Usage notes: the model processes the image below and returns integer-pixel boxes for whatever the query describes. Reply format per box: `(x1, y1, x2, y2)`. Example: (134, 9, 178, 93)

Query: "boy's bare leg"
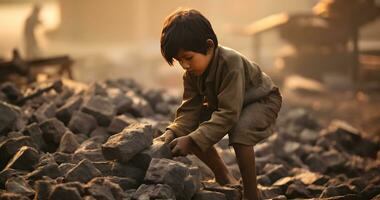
(191, 145, 239, 186)
(233, 143, 259, 200)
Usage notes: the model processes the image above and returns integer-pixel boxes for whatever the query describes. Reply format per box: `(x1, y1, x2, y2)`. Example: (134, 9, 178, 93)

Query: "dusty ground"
(279, 75, 380, 139)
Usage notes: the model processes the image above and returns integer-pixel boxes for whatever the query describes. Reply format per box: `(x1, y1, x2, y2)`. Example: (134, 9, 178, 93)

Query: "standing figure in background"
(24, 4, 42, 59)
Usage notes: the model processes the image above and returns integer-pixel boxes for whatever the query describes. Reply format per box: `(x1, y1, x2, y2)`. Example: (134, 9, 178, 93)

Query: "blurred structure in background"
(244, 0, 380, 89)
(0, 0, 322, 93)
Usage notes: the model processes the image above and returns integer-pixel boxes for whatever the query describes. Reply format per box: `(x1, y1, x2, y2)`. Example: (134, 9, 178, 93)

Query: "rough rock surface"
(0, 79, 378, 200)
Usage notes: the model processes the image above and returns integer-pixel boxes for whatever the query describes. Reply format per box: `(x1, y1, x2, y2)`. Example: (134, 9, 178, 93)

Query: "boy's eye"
(185, 56, 193, 61)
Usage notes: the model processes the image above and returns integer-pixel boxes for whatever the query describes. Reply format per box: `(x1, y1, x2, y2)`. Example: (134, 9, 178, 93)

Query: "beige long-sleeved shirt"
(167, 45, 276, 151)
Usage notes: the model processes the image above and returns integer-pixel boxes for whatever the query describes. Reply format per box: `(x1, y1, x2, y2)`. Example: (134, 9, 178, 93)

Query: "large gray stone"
(65, 159, 101, 183)
(102, 123, 153, 163)
(129, 140, 172, 170)
(144, 158, 190, 199)
(81, 95, 115, 126)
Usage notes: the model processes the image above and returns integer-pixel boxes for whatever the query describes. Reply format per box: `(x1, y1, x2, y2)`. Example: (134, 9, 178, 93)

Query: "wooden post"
(351, 26, 359, 83)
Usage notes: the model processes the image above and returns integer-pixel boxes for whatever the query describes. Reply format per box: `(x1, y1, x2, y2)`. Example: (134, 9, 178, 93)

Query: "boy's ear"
(206, 39, 214, 52)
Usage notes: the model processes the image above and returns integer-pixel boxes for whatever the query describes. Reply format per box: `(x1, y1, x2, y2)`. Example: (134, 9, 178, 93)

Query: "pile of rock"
(215, 108, 380, 199)
(0, 79, 216, 200)
(0, 78, 380, 200)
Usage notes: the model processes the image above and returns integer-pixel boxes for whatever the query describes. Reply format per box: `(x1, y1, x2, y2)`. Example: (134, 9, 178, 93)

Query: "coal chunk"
(133, 184, 175, 200)
(0, 101, 21, 134)
(49, 183, 82, 200)
(0, 82, 22, 102)
(65, 159, 101, 183)
(107, 115, 137, 135)
(129, 140, 172, 170)
(32, 102, 57, 123)
(193, 190, 227, 200)
(25, 163, 62, 181)
(81, 95, 115, 126)
(56, 96, 83, 124)
(5, 176, 35, 197)
(320, 184, 356, 198)
(0, 136, 37, 169)
(144, 158, 190, 199)
(0, 192, 30, 200)
(33, 179, 56, 200)
(39, 118, 67, 145)
(85, 177, 126, 200)
(21, 123, 47, 151)
(4, 146, 40, 171)
(102, 123, 153, 163)
(68, 111, 98, 134)
(57, 131, 80, 154)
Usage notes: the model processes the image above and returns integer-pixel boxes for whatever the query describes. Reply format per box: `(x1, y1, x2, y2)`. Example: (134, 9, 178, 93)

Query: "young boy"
(159, 8, 282, 200)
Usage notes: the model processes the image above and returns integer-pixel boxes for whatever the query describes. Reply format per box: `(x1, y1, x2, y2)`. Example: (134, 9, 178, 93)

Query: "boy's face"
(174, 48, 213, 76)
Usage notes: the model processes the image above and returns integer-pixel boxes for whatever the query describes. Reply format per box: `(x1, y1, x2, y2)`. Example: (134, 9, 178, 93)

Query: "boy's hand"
(164, 130, 176, 144)
(169, 136, 194, 157)
(155, 130, 176, 144)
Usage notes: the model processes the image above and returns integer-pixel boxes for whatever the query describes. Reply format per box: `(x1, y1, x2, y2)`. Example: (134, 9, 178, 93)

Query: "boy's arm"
(189, 68, 245, 152)
(167, 72, 203, 137)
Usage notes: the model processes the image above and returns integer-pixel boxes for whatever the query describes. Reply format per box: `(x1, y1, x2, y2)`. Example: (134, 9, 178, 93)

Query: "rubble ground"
(0, 78, 379, 200)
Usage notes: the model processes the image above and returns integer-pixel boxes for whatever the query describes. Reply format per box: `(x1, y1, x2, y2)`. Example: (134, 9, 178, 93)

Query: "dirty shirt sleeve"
(189, 68, 245, 151)
(166, 72, 203, 137)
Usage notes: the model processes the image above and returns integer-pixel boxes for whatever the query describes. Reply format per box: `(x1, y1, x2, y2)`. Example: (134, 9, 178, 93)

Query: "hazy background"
(1, 0, 380, 95)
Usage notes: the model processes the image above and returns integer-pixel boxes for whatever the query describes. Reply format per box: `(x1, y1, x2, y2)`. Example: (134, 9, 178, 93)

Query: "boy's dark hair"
(160, 8, 218, 65)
